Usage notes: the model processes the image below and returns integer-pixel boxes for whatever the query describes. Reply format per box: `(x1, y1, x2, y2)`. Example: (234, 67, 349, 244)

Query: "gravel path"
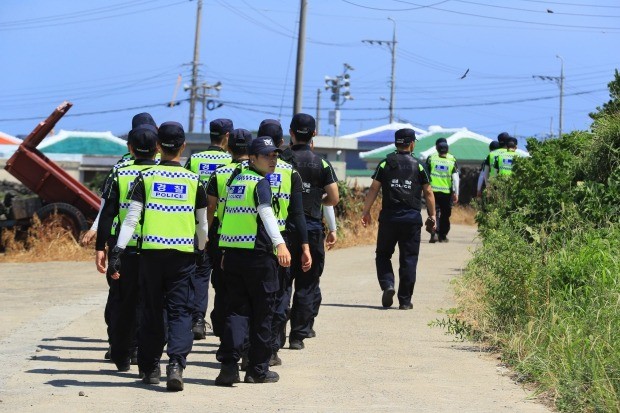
(0, 224, 549, 412)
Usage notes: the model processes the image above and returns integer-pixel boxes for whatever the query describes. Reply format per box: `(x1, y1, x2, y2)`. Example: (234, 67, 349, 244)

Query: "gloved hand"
(424, 216, 436, 234)
(196, 249, 208, 266)
(106, 246, 125, 277)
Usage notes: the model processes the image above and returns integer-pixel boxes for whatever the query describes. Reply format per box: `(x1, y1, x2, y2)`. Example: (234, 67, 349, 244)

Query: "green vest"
(114, 162, 154, 247)
(213, 160, 249, 231)
(268, 159, 293, 231)
(488, 148, 507, 177)
(187, 149, 232, 183)
(139, 166, 199, 252)
(496, 151, 519, 176)
(219, 169, 264, 250)
(428, 153, 457, 194)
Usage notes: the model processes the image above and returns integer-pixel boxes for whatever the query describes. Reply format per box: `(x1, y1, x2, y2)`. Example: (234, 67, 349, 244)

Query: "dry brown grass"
(450, 205, 477, 226)
(0, 215, 93, 263)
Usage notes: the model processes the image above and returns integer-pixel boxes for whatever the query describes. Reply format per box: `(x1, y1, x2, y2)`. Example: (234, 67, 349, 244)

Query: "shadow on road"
(322, 303, 389, 310)
(41, 336, 107, 343)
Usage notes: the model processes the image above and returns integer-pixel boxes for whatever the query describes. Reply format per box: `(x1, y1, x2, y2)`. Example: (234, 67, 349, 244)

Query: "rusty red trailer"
(3, 102, 101, 238)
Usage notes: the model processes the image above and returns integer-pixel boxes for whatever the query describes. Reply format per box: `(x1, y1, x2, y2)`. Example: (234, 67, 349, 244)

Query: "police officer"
(94, 125, 158, 371)
(205, 128, 252, 338)
(256, 119, 312, 365)
(185, 119, 234, 340)
(495, 136, 521, 175)
(479, 132, 510, 188)
(81, 112, 159, 361)
(286, 113, 339, 350)
(361, 128, 436, 309)
(477, 140, 499, 198)
(426, 138, 459, 243)
(108, 122, 208, 392)
(214, 137, 291, 385)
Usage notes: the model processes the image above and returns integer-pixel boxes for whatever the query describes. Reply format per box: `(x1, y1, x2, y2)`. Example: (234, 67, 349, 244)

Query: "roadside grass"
(441, 116, 620, 412)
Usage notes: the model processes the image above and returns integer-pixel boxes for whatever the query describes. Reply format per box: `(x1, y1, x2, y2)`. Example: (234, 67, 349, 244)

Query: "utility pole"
(195, 81, 223, 134)
(362, 17, 397, 123)
(316, 88, 321, 135)
(533, 56, 565, 139)
(188, 0, 203, 133)
(557, 55, 564, 138)
(293, 0, 307, 115)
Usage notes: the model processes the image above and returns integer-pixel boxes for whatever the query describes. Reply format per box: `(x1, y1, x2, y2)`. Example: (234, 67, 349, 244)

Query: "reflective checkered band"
(114, 160, 133, 170)
(193, 153, 231, 160)
(273, 192, 291, 200)
(277, 161, 293, 170)
(142, 170, 197, 179)
(218, 197, 226, 204)
(142, 235, 194, 246)
(220, 234, 257, 243)
(235, 174, 263, 182)
(117, 169, 141, 177)
(119, 202, 131, 210)
(131, 234, 140, 241)
(277, 219, 287, 227)
(145, 203, 194, 213)
(225, 206, 257, 214)
(217, 166, 236, 174)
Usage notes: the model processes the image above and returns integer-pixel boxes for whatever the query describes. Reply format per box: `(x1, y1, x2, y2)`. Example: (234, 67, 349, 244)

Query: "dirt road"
(0, 224, 549, 412)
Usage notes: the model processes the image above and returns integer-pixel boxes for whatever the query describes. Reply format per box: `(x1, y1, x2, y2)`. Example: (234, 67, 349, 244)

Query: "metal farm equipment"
(1, 102, 100, 240)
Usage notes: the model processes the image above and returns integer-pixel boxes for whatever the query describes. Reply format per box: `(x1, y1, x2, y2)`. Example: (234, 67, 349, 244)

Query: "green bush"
(450, 112, 620, 412)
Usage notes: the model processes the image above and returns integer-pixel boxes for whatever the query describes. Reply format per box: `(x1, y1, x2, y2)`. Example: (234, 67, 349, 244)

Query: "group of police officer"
(85, 112, 338, 391)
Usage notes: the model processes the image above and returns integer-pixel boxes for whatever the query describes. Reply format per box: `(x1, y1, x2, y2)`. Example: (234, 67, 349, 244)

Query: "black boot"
(141, 366, 161, 385)
(166, 362, 184, 391)
(244, 370, 280, 384)
(214, 363, 241, 386)
(192, 318, 207, 340)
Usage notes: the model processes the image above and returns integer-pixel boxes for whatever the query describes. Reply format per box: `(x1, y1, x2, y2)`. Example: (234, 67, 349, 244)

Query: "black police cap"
(158, 121, 185, 149)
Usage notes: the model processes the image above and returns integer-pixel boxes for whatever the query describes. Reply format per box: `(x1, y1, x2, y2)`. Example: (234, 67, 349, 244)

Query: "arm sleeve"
(89, 198, 105, 232)
(323, 205, 337, 231)
(452, 172, 460, 196)
(477, 165, 486, 192)
(257, 204, 285, 247)
(195, 207, 208, 250)
(206, 174, 218, 197)
(115, 201, 143, 249)
(129, 176, 146, 203)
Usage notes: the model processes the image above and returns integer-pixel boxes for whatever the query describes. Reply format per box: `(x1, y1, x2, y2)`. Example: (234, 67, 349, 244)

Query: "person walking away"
(256, 119, 312, 365)
(361, 128, 436, 310)
(286, 113, 339, 351)
(107, 122, 208, 392)
(476, 140, 499, 199)
(426, 139, 459, 243)
(205, 128, 252, 338)
(94, 125, 158, 371)
(81, 112, 159, 361)
(494, 136, 522, 176)
(185, 118, 234, 340)
(214, 137, 291, 385)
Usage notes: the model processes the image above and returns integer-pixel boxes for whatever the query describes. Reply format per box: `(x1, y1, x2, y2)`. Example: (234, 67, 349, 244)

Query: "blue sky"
(0, 0, 618, 139)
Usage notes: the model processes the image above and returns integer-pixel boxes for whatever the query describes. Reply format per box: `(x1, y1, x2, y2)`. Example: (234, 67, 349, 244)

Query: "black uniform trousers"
(208, 223, 227, 337)
(108, 249, 140, 366)
(434, 191, 452, 239)
(271, 233, 291, 352)
(216, 250, 278, 380)
(190, 248, 212, 323)
(137, 250, 195, 373)
(289, 229, 325, 342)
(376, 220, 422, 306)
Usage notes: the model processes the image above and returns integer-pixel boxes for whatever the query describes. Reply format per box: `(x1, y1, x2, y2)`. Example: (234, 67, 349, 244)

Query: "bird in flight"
(460, 68, 470, 79)
(547, 9, 554, 13)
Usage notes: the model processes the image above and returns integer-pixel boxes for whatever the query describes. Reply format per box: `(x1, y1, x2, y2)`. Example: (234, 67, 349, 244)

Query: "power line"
(0, 0, 188, 31)
(449, 0, 620, 18)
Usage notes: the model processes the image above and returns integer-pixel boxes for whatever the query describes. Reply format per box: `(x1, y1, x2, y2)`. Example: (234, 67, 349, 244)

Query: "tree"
(589, 69, 620, 121)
